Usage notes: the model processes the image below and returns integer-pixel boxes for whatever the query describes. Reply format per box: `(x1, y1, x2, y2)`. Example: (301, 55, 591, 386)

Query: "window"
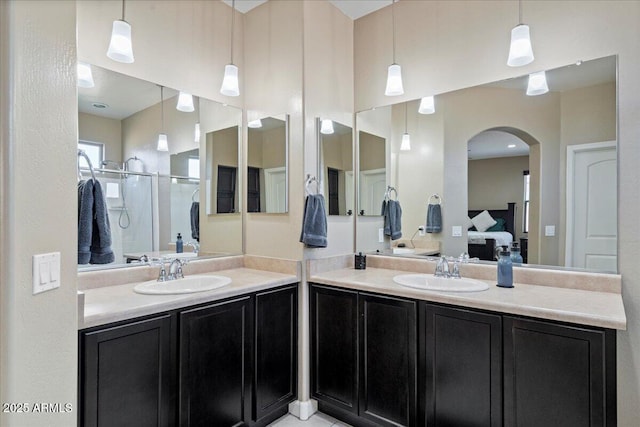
(188, 157, 200, 179)
(78, 141, 104, 169)
(523, 170, 530, 233)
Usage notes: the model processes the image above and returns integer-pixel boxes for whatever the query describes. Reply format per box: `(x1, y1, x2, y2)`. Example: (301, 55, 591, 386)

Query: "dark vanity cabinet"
(79, 314, 176, 427)
(504, 316, 616, 427)
(422, 304, 502, 427)
(311, 284, 616, 427)
(79, 285, 297, 427)
(310, 284, 418, 427)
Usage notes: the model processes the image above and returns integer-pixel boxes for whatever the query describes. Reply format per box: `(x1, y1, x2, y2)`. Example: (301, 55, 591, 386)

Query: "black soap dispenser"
(176, 233, 183, 253)
(355, 252, 367, 270)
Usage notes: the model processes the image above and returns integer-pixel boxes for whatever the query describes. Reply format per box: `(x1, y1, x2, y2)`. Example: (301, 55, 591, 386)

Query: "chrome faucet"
(154, 259, 169, 282)
(434, 256, 450, 278)
(168, 258, 188, 280)
(186, 241, 200, 256)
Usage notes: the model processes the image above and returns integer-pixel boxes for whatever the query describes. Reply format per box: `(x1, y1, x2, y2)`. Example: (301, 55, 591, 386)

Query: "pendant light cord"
(160, 86, 165, 132)
(230, 0, 235, 64)
(392, 0, 396, 63)
(404, 102, 408, 133)
(122, 0, 126, 21)
(518, 0, 522, 25)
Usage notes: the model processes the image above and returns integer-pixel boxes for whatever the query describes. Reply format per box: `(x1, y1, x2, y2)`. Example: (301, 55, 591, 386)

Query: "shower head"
(101, 160, 122, 170)
(124, 156, 143, 172)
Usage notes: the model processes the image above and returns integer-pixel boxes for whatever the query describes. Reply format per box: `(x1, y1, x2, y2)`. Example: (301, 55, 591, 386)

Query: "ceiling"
(223, 0, 391, 20)
(467, 131, 530, 161)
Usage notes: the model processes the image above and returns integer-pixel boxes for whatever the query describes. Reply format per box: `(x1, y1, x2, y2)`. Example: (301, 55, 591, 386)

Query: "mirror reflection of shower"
(101, 157, 144, 229)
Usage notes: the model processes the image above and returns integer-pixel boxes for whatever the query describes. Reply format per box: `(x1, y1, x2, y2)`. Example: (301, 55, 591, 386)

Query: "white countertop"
(80, 267, 298, 329)
(310, 267, 626, 330)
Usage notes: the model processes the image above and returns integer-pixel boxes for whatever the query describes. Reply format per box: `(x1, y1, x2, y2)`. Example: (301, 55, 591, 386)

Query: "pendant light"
(176, 91, 195, 112)
(220, 0, 240, 97)
(385, 0, 404, 96)
(418, 96, 435, 114)
(400, 103, 411, 151)
(107, 0, 134, 63)
(77, 62, 95, 88)
(194, 122, 201, 142)
(157, 86, 168, 152)
(248, 119, 263, 128)
(526, 70, 549, 96)
(507, 0, 534, 67)
(320, 119, 334, 135)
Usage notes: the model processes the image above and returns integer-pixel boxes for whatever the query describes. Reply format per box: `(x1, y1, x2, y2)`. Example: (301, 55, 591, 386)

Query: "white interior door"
(566, 141, 617, 271)
(360, 168, 386, 216)
(264, 167, 286, 213)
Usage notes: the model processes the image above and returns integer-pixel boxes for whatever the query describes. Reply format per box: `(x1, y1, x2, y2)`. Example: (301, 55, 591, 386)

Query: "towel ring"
(428, 194, 442, 205)
(305, 175, 319, 196)
(385, 186, 398, 201)
(191, 187, 200, 202)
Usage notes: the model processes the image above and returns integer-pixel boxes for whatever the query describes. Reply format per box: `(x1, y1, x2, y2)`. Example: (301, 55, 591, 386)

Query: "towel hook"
(77, 149, 97, 181)
(428, 193, 442, 205)
(385, 185, 398, 201)
(305, 175, 320, 196)
(191, 187, 200, 202)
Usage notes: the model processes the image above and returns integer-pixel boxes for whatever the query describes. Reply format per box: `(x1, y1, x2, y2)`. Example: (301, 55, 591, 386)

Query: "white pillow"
(465, 216, 474, 230)
(471, 210, 497, 232)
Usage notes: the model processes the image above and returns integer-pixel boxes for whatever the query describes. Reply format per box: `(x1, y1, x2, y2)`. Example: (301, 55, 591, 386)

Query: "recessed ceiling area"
(468, 130, 530, 160)
(223, 0, 391, 20)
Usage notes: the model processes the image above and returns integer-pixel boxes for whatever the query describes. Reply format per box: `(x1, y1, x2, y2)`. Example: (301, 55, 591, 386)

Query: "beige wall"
(354, 1, 640, 423)
(78, 112, 122, 163)
(1, 1, 78, 426)
(468, 155, 530, 241)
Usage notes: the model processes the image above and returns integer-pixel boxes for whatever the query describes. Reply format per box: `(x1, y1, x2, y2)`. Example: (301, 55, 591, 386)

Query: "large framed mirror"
(77, 65, 242, 270)
(246, 114, 289, 213)
(355, 55, 617, 273)
(318, 118, 354, 216)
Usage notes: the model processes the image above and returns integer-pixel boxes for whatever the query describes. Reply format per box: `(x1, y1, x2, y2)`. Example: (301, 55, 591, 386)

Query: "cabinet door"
(423, 304, 502, 427)
(360, 293, 417, 427)
(310, 284, 359, 414)
(179, 297, 253, 427)
(80, 314, 175, 427)
(254, 285, 298, 423)
(504, 316, 616, 427)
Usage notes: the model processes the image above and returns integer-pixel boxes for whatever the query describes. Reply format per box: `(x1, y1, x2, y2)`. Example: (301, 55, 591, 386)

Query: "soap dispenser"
(510, 242, 523, 264)
(497, 245, 513, 288)
(176, 233, 183, 253)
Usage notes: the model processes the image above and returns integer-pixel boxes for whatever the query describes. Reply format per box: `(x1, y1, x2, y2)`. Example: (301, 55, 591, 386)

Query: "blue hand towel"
(78, 180, 94, 264)
(190, 201, 200, 241)
(89, 180, 115, 264)
(300, 194, 328, 248)
(383, 199, 402, 240)
(426, 203, 442, 233)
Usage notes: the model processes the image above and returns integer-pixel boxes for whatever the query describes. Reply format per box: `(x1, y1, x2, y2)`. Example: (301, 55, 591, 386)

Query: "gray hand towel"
(385, 199, 402, 240)
(300, 194, 328, 248)
(78, 179, 94, 264)
(90, 180, 115, 264)
(426, 203, 442, 233)
(190, 201, 200, 241)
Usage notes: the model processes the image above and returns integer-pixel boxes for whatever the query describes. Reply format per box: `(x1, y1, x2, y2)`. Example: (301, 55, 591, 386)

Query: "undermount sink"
(393, 274, 490, 292)
(393, 247, 416, 254)
(162, 252, 198, 259)
(134, 274, 232, 295)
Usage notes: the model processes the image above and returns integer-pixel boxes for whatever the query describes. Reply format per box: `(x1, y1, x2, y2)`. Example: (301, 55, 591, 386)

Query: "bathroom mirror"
(205, 126, 240, 215)
(77, 64, 242, 270)
(318, 119, 354, 216)
(355, 55, 618, 273)
(247, 114, 289, 213)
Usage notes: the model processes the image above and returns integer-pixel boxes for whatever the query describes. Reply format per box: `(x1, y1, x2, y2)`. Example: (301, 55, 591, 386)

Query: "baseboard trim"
(288, 399, 318, 420)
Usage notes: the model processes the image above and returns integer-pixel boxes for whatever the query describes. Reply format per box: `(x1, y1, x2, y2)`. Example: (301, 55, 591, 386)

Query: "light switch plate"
(452, 226, 462, 237)
(378, 228, 384, 243)
(545, 225, 556, 237)
(32, 252, 61, 295)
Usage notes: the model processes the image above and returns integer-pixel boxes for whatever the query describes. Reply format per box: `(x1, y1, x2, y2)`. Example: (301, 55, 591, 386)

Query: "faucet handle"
(451, 261, 461, 279)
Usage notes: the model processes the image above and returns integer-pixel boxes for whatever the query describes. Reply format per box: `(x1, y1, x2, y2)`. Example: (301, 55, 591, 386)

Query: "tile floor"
(268, 412, 351, 427)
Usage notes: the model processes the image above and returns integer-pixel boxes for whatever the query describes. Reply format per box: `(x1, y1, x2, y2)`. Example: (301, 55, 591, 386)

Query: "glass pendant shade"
(507, 24, 534, 67)
(418, 96, 435, 114)
(248, 119, 262, 128)
(107, 20, 134, 63)
(157, 133, 169, 152)
(400, 133, 411, 151)
(194, 123, 201, 142)
(177, 92, 195, 112)
(385, 64, 404, 96)
(220, 64, 240, 97)
(320, 119, 334, 135)
(526, 71, 549, 96)
(77, 62, 95, 88)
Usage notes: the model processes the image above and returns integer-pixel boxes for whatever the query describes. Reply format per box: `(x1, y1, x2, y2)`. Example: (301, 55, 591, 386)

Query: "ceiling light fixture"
(176, 91, 195, 112)
(507, 0, 534, 67)
(220, 0, 240, 97)
(401, 102, 411, 151)
(77, 62, 95, 88)
(385, 0, 404, 96)
(194, 122, 201, 142)
(157, 86, 168, 152)
(248, 119, 263, 128)
(508, 144, 517, 148)
(418, 96, 435, 114)
(107, 0, 134, 63)
(526, 70, 549, 96)
(320, 119, 334, 135)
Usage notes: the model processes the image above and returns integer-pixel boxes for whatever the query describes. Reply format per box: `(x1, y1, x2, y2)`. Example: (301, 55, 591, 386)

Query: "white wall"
(354, 1, 640, 423)
(0, 1, 78, 426)
(78, 112, 122, 163)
